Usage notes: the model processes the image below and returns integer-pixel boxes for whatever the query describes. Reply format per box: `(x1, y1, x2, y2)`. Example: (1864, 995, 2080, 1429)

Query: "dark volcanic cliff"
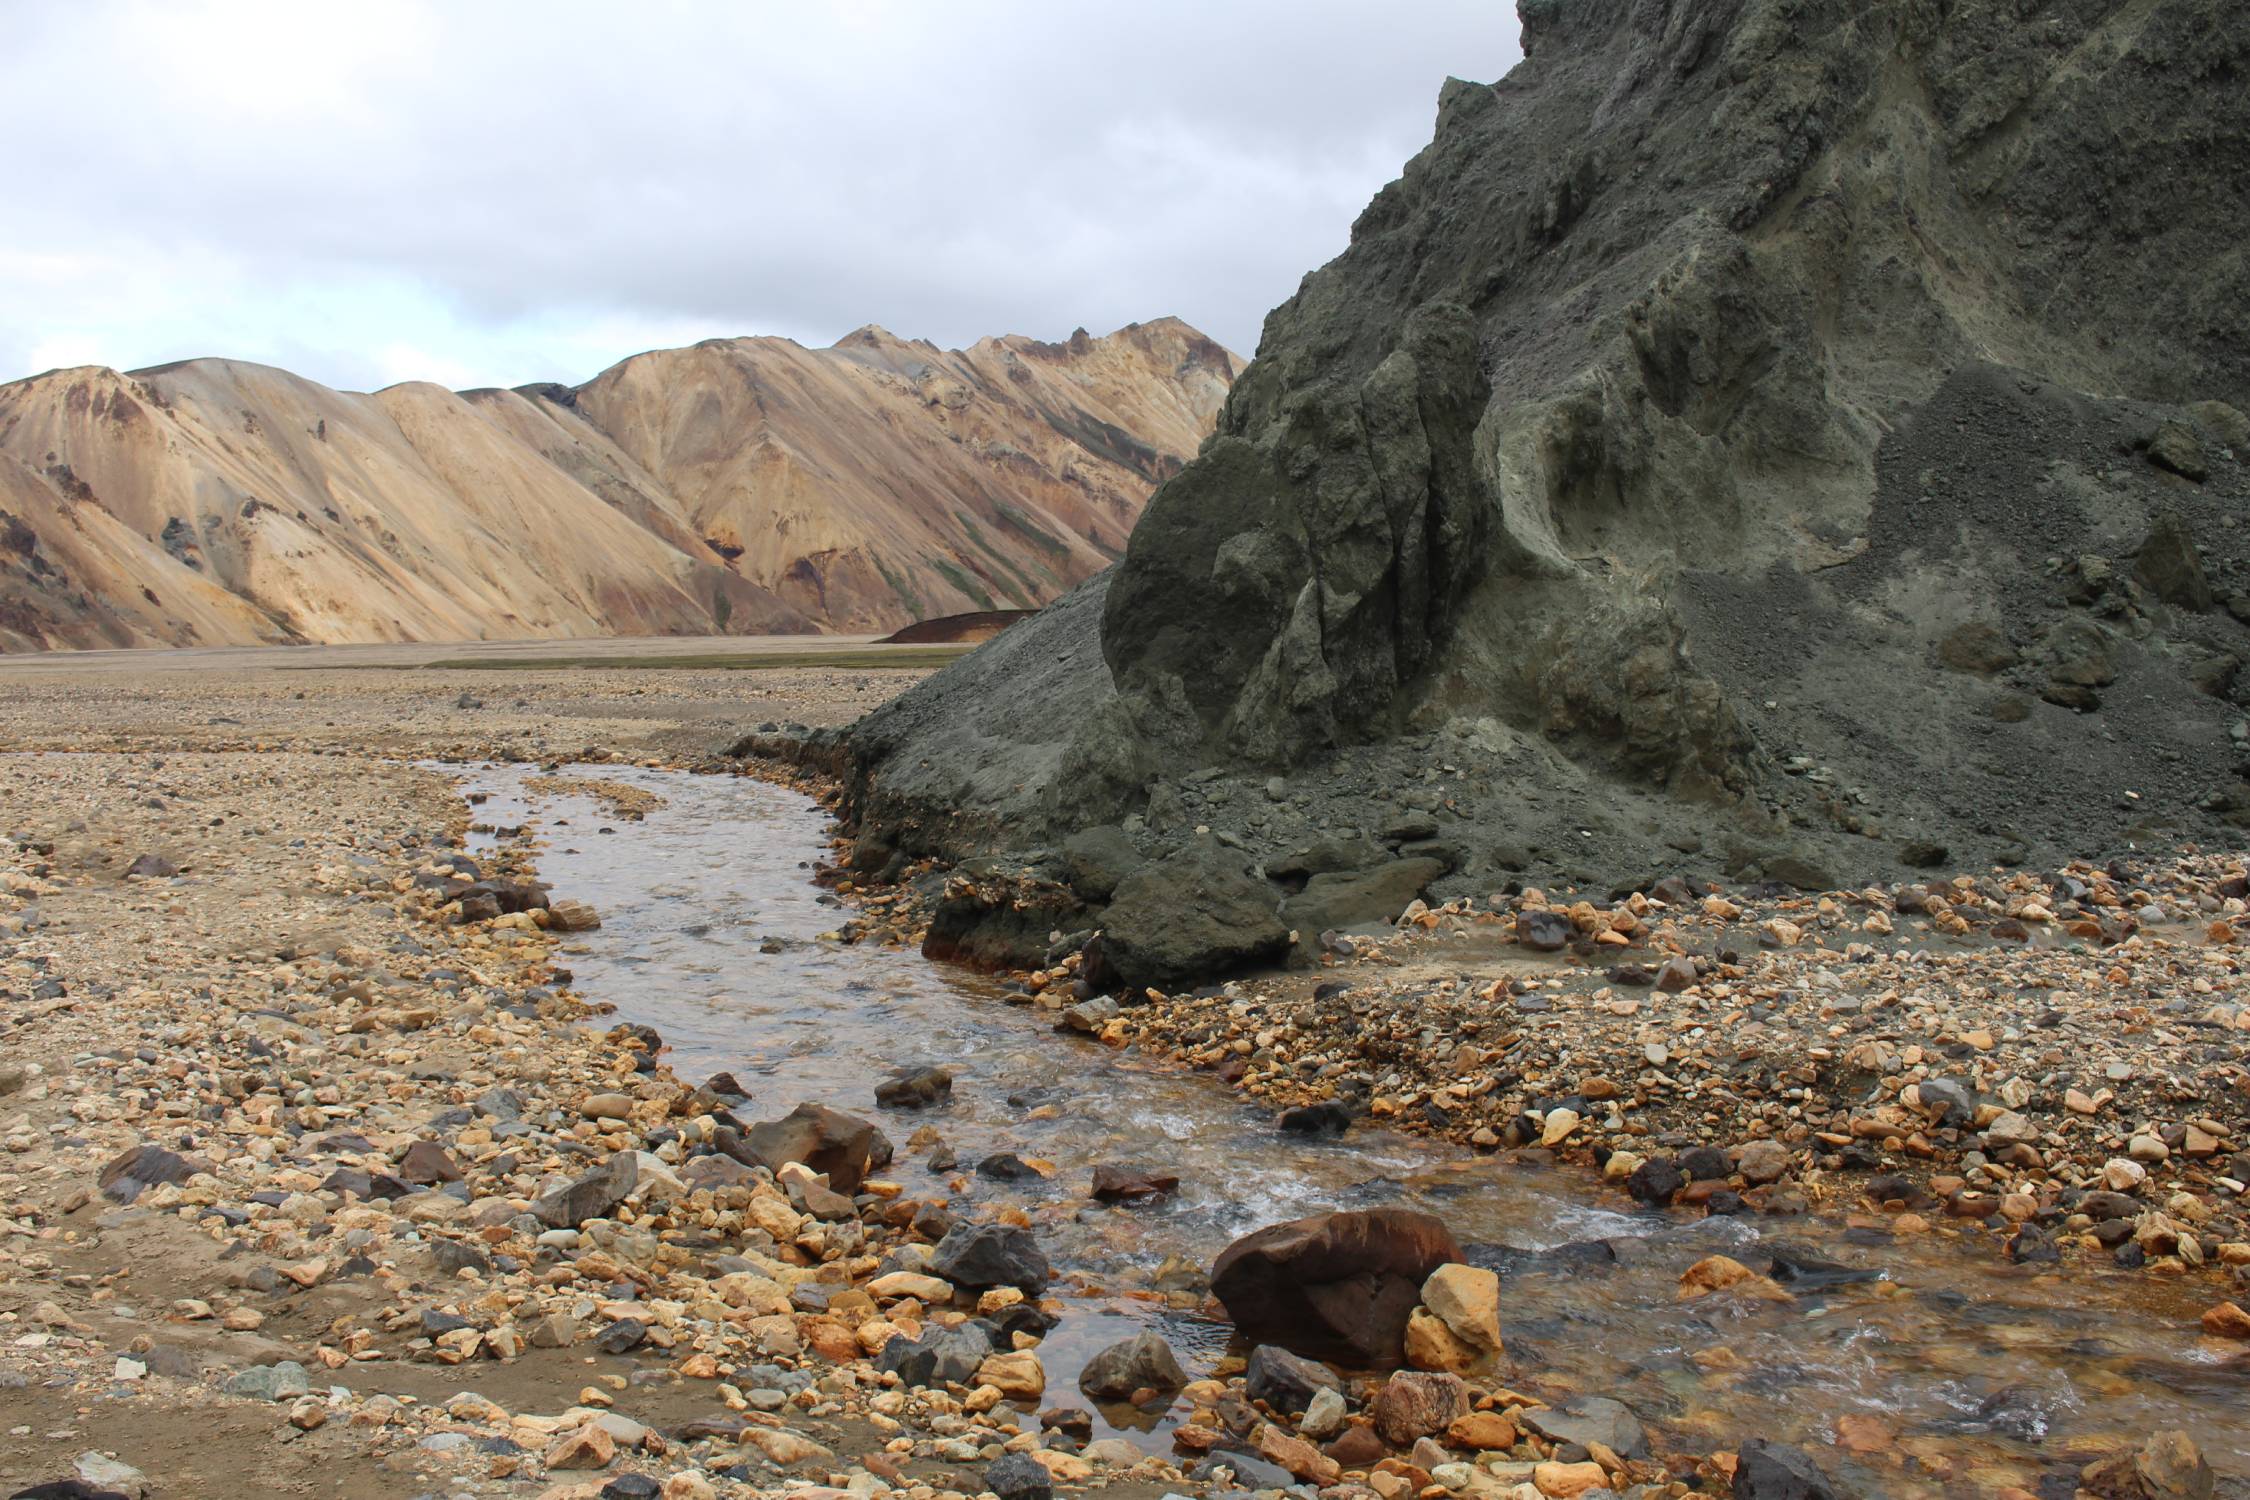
(810, 0, 2250, 954)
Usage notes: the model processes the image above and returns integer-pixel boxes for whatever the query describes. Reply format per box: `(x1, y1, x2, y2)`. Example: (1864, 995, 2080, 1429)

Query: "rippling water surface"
(451, 763, 2250, 1492)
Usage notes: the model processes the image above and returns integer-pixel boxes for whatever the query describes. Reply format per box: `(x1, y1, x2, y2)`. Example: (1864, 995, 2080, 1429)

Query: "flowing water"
(451, 762, 2250, 1493)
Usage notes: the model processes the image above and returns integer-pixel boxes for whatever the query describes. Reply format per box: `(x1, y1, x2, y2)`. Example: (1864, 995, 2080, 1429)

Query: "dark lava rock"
(735, 1102, 877, 1192)
(1082, 840, 1290, 992)
(1277, 1101, 1352, 1138)
(98, 1143, 209, 1204)
(1211, 1207, 1461, 1364)
(1733, 1439, 1840, 1500)
(1627, 1157, 1686, 1206)
(874, 1065, 953, 1110)
(985, 1453, 1055, 1500)
(1677, 1145, 1733, 1181)
(975, 1151, 1036, 1181)
(929, 1222, 1051, 1292)
(1077, 1330, 1187, 1400)
(599, 1476, 661, 1500)
(1242, 1344, 1343, 1415)
(1090, 1164, 1179, 1202)
(530, 1152, 637, 1229)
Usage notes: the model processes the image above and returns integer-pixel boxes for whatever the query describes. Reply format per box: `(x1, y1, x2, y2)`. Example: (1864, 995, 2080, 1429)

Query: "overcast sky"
(0, 2, 1518, 394)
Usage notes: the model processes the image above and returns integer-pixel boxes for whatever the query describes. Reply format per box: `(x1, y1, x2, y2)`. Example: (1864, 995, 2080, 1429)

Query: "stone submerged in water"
(1525, 1395, 1646, 1460)
(1076, 1330, 1187, 1400)
(2079, 1431, 2214, 1500)
(1211, 1207, 1462, 1364)
(873, 1065, 953, 1109)
(1089, 1163, 1179, 1202)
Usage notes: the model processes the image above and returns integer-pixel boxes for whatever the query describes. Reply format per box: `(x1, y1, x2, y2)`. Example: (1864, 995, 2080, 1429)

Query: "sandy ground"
(0, 649, 1212, 1500)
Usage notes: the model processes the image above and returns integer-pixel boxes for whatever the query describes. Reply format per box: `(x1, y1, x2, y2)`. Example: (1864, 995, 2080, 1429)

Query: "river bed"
(450, 761, 2250, 1494)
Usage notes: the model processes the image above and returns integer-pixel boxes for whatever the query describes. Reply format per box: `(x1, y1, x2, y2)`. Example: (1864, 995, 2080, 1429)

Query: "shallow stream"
(451, 762, 2249, 1494)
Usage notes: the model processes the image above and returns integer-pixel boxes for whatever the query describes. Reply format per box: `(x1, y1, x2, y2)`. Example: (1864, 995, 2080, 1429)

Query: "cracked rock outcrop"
(802, 0, 2250, 938)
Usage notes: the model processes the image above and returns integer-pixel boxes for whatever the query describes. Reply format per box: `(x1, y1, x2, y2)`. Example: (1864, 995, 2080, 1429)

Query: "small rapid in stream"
(449, 762, 2250, 1493)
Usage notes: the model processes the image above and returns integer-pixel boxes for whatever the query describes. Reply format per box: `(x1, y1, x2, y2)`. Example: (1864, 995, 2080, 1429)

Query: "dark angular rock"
(2136, 510, 2214, 611)
(1278, 857, 1445, 937)
(1242, 1344, 1343, 1415)
(929, 1222, 1051, 1292)
(1061, 825, 1144, 902)
(1627, 1157, 1686, 1206)
(594, 1318, 647, 1355)
(124, 854, 176, 879)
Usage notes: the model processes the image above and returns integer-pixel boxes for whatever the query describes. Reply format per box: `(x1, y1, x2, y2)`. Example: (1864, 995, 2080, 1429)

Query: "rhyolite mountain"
(787, 0, 2250, 984)
(0, 319, 1238, 650)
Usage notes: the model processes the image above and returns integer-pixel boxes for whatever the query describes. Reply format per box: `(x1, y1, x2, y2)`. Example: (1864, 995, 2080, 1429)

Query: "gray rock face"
(805, 0, 2250, 926)
(1083, 839, 1289, 992)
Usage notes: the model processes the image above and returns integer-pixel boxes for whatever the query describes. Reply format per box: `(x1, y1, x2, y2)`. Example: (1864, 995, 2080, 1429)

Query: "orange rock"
(1534, 1460, 1610, 1498)
(1445, 1411, 1519, 1450)
(2200, 1301, 2250, 1339)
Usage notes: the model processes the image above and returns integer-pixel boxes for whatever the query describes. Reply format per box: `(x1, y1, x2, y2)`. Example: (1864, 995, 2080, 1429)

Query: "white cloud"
(0, 1, 1520, 391)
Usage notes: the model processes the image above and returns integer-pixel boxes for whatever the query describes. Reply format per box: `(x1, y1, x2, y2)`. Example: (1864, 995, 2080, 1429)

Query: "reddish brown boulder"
(734, 1102, 878, 1192)
(1211, 1208, 1463, 1364)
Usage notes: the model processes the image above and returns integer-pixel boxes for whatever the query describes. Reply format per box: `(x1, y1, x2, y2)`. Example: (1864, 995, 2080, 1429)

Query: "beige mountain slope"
(0, 318, 1238, 651)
